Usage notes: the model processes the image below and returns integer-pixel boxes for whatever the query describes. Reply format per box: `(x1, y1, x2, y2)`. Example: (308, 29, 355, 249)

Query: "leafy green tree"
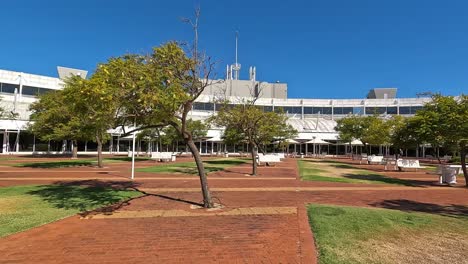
(28, 88, 90, 158)
(61, 75, 118, 167)
(335, 115, 365, 156)
(211, 103, 297, 175)
(96, 14, 218, 207)
(30, 74, 118, 166)
(415, 95, 467, 184)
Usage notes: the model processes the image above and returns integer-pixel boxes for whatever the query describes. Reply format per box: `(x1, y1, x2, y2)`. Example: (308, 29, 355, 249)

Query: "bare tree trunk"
(460, 145, 467, 187)
(96, 136, 103, 168)
(186, 139, 213, 208)
(72, 140, 78, 159)
(250, 142, 258, 176)
(435, 146, 442, 164)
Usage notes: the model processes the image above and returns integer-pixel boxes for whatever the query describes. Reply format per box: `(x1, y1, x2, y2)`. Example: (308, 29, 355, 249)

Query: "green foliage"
(137, 158, 248, 175)
(335, 115, 365, 144)
(28, 89, 89, 142)
(0, 185, 141, 237)
(337, 114, 406, 148)
(211, 102, 297, 151)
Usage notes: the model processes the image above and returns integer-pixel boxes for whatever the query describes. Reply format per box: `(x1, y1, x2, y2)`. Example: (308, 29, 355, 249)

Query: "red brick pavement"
(0, 157, 467, 263)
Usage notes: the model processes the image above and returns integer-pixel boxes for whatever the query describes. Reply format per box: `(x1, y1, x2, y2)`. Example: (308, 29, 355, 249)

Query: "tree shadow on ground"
(105, 157, 151, 162)
(370, 199, 468, 219)
(301, 159, 357, 169)
(27, 180, 204, 217)
(16, 160, 94, 168)
(204, 159, 247, 166)
(342, 173, 418, 186)
(27, 180, 141, 212)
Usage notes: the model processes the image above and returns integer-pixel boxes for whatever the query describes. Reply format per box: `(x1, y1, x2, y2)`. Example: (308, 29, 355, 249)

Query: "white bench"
(257, 155, 281, 166)
(151, 152, 176, 162)
(367, 155, 384, 164)
(397, 159, 425, 171)
(271, 153, 286, 160)
(359, 154, 368, 164)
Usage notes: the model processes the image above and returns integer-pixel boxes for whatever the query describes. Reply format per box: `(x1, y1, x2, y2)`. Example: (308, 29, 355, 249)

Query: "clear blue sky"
(1, 0, 467, 98)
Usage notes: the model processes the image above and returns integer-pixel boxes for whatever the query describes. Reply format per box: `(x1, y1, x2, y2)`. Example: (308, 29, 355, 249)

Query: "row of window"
(0, 82, 55, 96)
(193, 102, 423, 115)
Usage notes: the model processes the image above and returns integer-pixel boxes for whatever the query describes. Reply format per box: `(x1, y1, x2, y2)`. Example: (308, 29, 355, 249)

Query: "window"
(399, 106, 411, 115)
(264, 106, 273, 112)
(353, 107, 364, 115)
(303, 107, 313, 114)
(22, 86, 40, 96)
(1, 83, 19, 94)
(410, 106, 423, 114)
(194, 102, 214, 111)
(365, 107, 387, 115)
(334, 107, 353, 115)
(387, 107, 397, 115)
(38, 88, 54, 95)
(322, 107, 332, 115)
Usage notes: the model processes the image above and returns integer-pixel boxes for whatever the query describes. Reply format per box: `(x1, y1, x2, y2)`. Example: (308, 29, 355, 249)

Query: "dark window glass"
(333, 107, 343, 115)
(365, 107, 386, 115)
(1, 83, 19, 94)
(387, 107, 397, 114)
(399, 106, 411, 115)
(38, 88, 54, 95)
(22, 86, 39, 96)
(291, 107, 302, 114)
(322, 107, 332, 115)
(304, 107, 313, 114)
(410, 106, 423, 114)
(193, 102, 205, 110)
(312, 107, 322, 114)
(264, 106, 273, 112)
(353, 107, 364, 115)
(342, 107, 353, 115)
(204, 102, 214, 111)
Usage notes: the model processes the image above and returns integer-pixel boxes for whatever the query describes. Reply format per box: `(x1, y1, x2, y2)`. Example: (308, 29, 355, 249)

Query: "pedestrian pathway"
(1, 157, 467, 263)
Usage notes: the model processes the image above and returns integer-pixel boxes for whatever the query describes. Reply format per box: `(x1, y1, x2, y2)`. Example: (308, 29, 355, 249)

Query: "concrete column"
(3, 130, 8, 153)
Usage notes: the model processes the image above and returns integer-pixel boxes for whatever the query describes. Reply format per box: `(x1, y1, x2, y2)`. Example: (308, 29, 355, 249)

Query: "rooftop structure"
(0, 66, 437, 154)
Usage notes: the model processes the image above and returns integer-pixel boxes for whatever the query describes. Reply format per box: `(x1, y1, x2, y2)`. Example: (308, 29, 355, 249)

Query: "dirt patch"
(0, 196, 30, 214)
(361, 229, 468, 264)
(306, 160, 374, 178)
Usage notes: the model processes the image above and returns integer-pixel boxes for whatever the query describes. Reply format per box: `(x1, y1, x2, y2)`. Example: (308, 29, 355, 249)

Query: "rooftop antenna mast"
(231, 31, 241, 80)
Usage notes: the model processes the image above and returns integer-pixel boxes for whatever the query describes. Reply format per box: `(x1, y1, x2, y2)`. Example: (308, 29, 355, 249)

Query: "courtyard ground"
(0, 155, 467, 263)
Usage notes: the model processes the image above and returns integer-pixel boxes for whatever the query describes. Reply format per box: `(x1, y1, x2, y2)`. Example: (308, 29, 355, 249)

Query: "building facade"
(0, 67, 434, 154)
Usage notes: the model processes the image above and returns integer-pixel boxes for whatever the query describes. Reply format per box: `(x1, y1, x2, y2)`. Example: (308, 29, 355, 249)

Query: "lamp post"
(131, 120, 136, 180)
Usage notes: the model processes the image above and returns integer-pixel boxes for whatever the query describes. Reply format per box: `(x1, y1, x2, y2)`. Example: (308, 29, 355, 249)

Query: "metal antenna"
(235, 31, 238, 66)
(231, 31, 241, 80)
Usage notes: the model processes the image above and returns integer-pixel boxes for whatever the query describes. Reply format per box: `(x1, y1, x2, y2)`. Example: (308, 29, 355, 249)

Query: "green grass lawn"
(308, 204, 468, 264)
(10, 157, 151, 168)
(0, 185, 141, 238)
(137, 158, 248, 175)
(298, 160, 413, 185)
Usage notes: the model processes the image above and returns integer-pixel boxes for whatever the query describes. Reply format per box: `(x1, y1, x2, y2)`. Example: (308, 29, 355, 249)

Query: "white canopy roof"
(273, 138, 299, 144)
(305, 138, 330, 144)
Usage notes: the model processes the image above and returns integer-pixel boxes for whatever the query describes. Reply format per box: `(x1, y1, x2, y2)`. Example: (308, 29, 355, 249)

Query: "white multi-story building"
(0, 66, 434, 155)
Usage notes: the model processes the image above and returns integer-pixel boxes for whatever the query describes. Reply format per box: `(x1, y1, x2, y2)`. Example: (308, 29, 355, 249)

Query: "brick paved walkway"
(0, 157, 467, 263)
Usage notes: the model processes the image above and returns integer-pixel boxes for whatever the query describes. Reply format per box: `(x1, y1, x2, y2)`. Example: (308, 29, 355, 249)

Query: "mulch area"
(0, 156, 467, 263)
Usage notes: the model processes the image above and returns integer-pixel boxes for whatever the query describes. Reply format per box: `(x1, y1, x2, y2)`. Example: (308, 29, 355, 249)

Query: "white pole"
(131, 128, 136, 180)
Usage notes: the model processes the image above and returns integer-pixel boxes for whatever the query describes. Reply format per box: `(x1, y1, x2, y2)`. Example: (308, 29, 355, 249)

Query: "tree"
(97, 11, 218, 207)
(60, 75, 117, 167)
(29, 74, 118, 166)
(335, 115, 365, 156)
(28, 87, 89, 159)
(211, 103, 297, 176)
(414, 95, 467, 185)
(153, 119, 209, 152)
